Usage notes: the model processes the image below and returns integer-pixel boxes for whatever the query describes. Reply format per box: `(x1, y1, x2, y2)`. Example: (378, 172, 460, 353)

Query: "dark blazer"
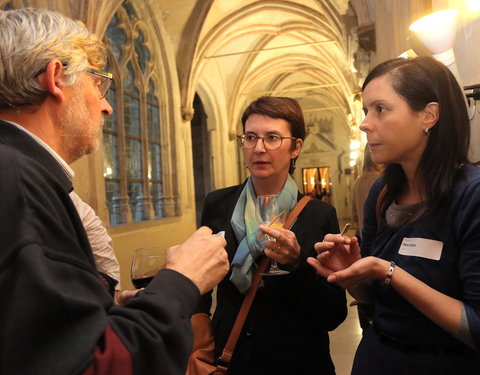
(198, 182, 347, 375)
(0, 120, 199, 375)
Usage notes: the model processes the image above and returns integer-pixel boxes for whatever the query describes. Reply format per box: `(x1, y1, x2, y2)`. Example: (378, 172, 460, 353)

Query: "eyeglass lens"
(241, 136, 282, 150)
(86, 69, 112, 98)
(99, 79, 111, 98)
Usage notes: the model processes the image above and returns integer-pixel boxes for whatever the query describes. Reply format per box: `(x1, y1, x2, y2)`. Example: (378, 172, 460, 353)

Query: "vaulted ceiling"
(175, 0, 360, 139)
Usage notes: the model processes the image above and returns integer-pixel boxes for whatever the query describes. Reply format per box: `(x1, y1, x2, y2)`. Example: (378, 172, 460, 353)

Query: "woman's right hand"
(307, 234, 361, 279)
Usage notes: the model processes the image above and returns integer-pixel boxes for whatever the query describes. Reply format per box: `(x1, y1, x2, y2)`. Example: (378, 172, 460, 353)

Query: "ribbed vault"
(185, 0, 359, 144)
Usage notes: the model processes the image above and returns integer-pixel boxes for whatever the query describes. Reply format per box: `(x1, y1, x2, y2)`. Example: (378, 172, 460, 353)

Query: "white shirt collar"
(2, 120, 75, 180)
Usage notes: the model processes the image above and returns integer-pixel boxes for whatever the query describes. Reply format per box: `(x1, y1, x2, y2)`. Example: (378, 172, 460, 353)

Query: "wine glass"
(131, 247, 166, 289)
(257, 195, 290, 276)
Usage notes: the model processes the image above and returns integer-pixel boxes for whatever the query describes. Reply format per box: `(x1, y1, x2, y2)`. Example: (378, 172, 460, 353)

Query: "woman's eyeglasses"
(237, 134, 297, 151)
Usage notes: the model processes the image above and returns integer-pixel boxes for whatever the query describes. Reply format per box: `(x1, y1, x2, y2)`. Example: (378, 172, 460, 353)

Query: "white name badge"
(398, 237, 443, 260)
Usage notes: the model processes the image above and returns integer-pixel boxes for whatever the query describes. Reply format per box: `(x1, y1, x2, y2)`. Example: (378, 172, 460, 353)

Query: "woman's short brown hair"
(241, 96, 306, 141)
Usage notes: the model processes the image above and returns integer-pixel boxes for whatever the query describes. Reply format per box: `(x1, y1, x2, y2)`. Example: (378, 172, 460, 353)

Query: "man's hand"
(116, 288, 143, 306)
(166, 227, 229, 294)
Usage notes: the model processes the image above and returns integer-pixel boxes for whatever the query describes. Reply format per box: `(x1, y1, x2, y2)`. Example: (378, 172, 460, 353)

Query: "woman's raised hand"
(307, 234, 361, 279)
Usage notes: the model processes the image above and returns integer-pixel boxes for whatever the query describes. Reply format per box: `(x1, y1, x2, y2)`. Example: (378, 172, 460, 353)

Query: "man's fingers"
(196, 226, 213, 235)
(117, 288, 143, 307)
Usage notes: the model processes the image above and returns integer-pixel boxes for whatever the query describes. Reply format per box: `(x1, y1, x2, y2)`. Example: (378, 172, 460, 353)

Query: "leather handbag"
(186, 196, 312, 375)
(186, 312, 217, 375)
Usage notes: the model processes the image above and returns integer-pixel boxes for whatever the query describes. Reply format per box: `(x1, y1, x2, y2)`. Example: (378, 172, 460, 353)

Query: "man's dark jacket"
(0, 120, 199, 375)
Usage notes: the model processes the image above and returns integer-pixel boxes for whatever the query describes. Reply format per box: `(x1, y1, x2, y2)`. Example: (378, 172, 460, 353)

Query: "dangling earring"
(424, 128, 430, 135)
(289, 158, 296, 174)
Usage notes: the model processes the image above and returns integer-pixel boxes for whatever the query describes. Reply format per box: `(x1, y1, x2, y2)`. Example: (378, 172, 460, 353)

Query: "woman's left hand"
(259, 224, 301, 268)
(321, 256, 391, 289)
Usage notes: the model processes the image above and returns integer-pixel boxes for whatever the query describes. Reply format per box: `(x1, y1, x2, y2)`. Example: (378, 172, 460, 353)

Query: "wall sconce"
(466, 0, 480, 13)
(409, 9, 479, 119)
(409, 9, 458, 66)
(348, 140, 360, 168)
(349, 140, 361, 150)
(409, 9, 463, 89)
(410, 11, 461, 81)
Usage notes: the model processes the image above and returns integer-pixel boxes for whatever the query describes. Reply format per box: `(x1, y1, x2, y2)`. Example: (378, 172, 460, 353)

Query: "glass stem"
(270, 259, 281, 271)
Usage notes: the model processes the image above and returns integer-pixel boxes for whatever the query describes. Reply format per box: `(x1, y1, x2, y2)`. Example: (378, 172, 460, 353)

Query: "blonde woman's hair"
(362, 145, 377, 174)
(0, 7, 106, 109)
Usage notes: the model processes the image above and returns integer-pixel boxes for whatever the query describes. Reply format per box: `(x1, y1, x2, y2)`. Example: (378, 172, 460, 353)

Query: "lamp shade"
(409, 9, 458, 65)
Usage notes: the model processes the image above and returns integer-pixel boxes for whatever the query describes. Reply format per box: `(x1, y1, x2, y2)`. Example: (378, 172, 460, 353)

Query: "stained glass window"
(102, 1, 164, 225)
(147, 81, 163, 218)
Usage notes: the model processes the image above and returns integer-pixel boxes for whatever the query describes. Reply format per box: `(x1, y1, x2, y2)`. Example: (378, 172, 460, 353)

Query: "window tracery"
(103, 1, 166, 225)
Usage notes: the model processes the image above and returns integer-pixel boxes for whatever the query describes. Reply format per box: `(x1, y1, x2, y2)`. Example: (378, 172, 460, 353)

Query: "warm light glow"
(466, 0, 480, 12)
(104, 167, 112, 177)
(397, 49, 418, 59)
(302, 167, 331, 200)
(349, 160, 357, 167)
(350, 140, 361, 150)
(350, 151, 359, 160)
(409, 9, 458, 65)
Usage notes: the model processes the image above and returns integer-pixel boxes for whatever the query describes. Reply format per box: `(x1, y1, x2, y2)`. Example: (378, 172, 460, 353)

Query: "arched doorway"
(191, 93, 213, 226)
(302, 167, 332, 203)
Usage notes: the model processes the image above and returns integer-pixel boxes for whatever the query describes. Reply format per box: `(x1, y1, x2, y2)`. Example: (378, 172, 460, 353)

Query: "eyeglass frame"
(86, 68, 113, 99)
(34, 62, 113, 99)
(237, 134, 298, 151)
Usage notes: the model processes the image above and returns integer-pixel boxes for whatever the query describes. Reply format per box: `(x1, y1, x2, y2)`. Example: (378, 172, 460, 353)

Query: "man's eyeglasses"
(35, 63, 113, 99)
(237, 134, 297, 151)
(86, 68, 113, 99)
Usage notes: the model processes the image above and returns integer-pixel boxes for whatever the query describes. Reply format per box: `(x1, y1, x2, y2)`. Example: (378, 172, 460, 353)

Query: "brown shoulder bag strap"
(215, 196, 313, 373)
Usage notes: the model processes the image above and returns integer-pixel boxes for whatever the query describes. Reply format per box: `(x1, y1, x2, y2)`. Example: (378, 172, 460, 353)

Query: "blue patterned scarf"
(229, 175, 298, 293)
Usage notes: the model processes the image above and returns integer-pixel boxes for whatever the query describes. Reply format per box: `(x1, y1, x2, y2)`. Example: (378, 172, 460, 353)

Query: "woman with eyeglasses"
(195, 96, 347, 375)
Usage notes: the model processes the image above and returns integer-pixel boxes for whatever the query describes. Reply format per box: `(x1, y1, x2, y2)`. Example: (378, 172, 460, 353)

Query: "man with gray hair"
(0, 7, 228, 375)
